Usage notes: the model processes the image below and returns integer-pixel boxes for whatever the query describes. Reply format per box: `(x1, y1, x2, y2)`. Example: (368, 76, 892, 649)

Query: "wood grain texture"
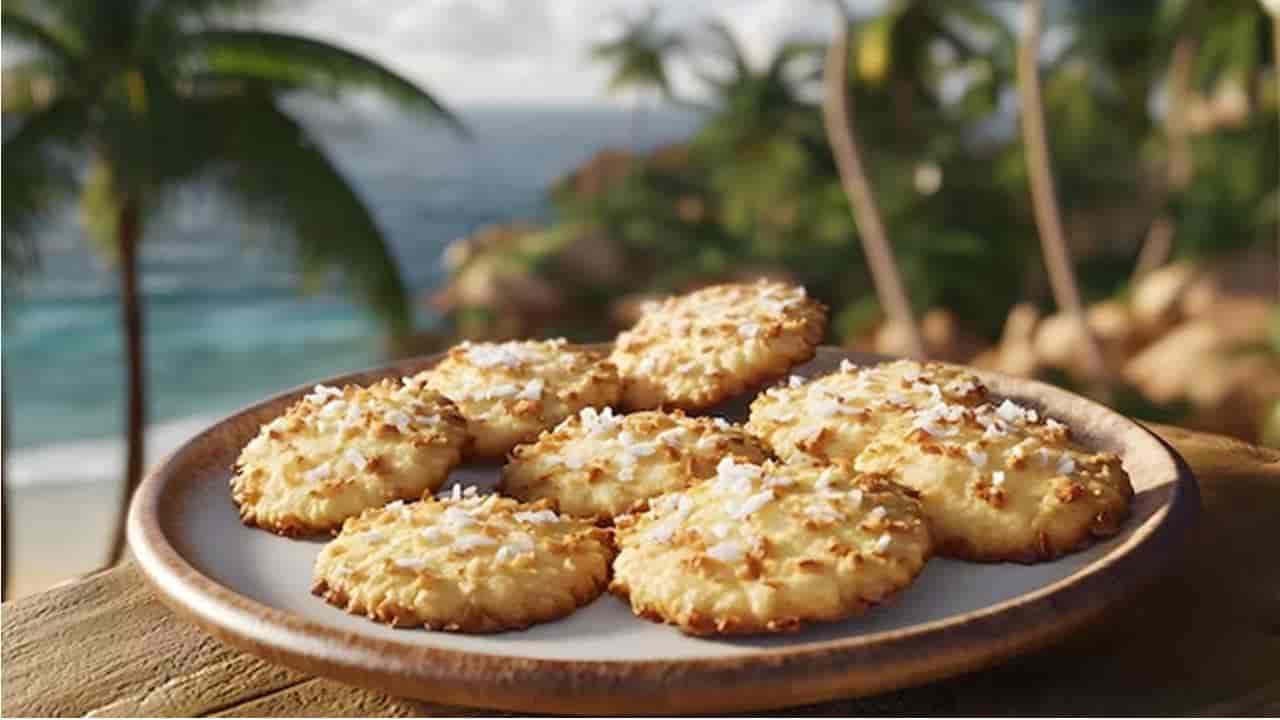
(4, 427, 1277, 715)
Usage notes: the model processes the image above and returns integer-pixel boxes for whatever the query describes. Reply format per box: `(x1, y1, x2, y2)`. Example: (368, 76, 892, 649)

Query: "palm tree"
(851, 0, 1012, 146)
(1, 0, 465, 566)
(693, 21, 820, 150)
(1125, 0, 1276, 278)
(1247, 0, 1279, 291)
(1016, 0, 1108, 378)
(1132, 35, 1196, 280)
(590, 7, 684, 147)
(1267, 1, 1280, 291)
(822, 8, 926, 359)
(2, 375, 9, 601)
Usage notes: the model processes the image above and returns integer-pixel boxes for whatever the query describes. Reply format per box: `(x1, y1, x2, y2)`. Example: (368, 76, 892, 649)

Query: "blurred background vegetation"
(435, 0, 1280, 446)
(2, 0, 1278, 597)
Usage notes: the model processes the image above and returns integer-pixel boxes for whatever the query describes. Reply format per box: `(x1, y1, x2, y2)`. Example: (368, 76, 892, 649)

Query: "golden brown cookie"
(500, 408, 770, 520)
(410, 339, 621, 459)
(853, 396, 1133, 562)
(312, 489, 615, 632)
(746, 359, 986, 465)
(609, 280, 827, 411)
(610, 459, 932, 636)
(231, 379, 468, 536)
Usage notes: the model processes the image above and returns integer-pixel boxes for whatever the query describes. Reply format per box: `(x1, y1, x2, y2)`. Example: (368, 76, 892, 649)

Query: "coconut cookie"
(609, 280, 827, 411)
(409, 339, 621, 459)
(611, 459, 932, 636)
(500, 408, 770, 520)
(853, 395, 1133, 562)
(746, 359, 987, 465)
(231, 380, 469, 536)
(312, 488, 615, 632)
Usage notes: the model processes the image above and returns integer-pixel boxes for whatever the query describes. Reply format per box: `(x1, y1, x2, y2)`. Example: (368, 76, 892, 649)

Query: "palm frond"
(182, 30, 466, 136)
(2, 97, 88, 275)
(701, 20, 752, 79)
(590, 9, 682, 99)
(1, 7, 80, 66)
(193, 95, 412, 335)
(768, 41, 824, 80)
(153, 0, 273, 16)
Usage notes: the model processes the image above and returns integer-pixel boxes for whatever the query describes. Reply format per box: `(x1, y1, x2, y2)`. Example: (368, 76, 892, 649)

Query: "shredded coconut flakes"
(302, 462, 332, 483)
(729, 490, 774, 519)
(452, 535, 497, 552)
(344, 448, 368, 471)
(705, 540, 745, 563)
(657, 427, 688, 447)
(465, 343, 529, 369)
(516, 378, 544, 401)
(514, 509, 559, 525)
(966, 448, 988, 468)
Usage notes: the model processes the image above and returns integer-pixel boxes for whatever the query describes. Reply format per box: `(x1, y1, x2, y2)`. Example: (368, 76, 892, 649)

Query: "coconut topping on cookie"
(611, 460, 932, 636)
(410, 339, 621, 458)
(230, 378, 468, 536)
(610, 279, 826, 411)
(312, 493, 613, 633)
(501, 409, 770, 520)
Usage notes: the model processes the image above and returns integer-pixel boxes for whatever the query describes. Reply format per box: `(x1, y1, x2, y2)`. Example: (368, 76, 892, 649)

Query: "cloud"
(258, 0, 883, 106)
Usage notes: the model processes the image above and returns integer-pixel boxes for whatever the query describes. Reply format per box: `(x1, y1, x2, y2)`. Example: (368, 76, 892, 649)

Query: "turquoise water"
(3, 105, 700, 455)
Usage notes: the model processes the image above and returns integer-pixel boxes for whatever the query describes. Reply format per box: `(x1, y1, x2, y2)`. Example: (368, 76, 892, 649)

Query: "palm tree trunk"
(1016, 0, 1106, 379)
(1134, 37, 1196, 281)
(2, 373, 10, 601)
(1273, 14, 1280, 299)
(629, 92, 641, 151)
(106, 198, 145, 566)
(823, 23, 926, 359)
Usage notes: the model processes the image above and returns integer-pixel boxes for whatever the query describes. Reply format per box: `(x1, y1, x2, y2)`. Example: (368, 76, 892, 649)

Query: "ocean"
(3, 104, 701, 486)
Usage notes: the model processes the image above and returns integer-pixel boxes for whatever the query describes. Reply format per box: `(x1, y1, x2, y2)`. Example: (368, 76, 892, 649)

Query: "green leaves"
(193, 95, 412, 336)
(1, 7, 81, 67)
(591, 8, 683, 99)
(183, 30, 466, 134)
(1, 97, 88, 275)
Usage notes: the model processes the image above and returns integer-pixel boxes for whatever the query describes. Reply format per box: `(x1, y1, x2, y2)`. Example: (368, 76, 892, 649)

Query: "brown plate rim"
(127, 346, 1199, 715)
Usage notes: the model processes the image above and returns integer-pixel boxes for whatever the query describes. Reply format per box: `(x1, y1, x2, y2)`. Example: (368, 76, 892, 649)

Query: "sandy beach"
(8, 481, 122, 598)
(5, 414, 219, 599)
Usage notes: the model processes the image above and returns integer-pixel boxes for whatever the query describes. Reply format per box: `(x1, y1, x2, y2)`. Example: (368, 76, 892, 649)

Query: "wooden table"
(3, 423, 1279, 716)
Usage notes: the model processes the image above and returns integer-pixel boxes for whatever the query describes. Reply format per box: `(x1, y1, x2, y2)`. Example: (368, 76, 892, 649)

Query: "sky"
(259, 0, 884, 107)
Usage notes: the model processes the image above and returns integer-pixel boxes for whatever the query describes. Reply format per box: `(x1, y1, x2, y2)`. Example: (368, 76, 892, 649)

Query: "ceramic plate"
(128, 347, 1197, 714)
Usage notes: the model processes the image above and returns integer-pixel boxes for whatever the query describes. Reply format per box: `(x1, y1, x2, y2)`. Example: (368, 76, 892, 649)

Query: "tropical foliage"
(1, 0, 464, 568)
(438, 0, 1278, 442)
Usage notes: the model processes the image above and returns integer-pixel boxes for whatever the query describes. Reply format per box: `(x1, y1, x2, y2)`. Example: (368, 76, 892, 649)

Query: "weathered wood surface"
(3, 423, 1278, 717)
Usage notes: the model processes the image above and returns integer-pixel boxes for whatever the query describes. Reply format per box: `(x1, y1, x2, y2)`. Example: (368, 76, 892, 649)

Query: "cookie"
(312, 488, 615, 633)
(610, 459, 932, 636)
(609, 280, 827, 411)
(853, 396, 1133, 562)
(746, 359, 987, 465)
(409, 339, 621, 459)
(500, 408, 770, 520)
(231, 379, 469, 536)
